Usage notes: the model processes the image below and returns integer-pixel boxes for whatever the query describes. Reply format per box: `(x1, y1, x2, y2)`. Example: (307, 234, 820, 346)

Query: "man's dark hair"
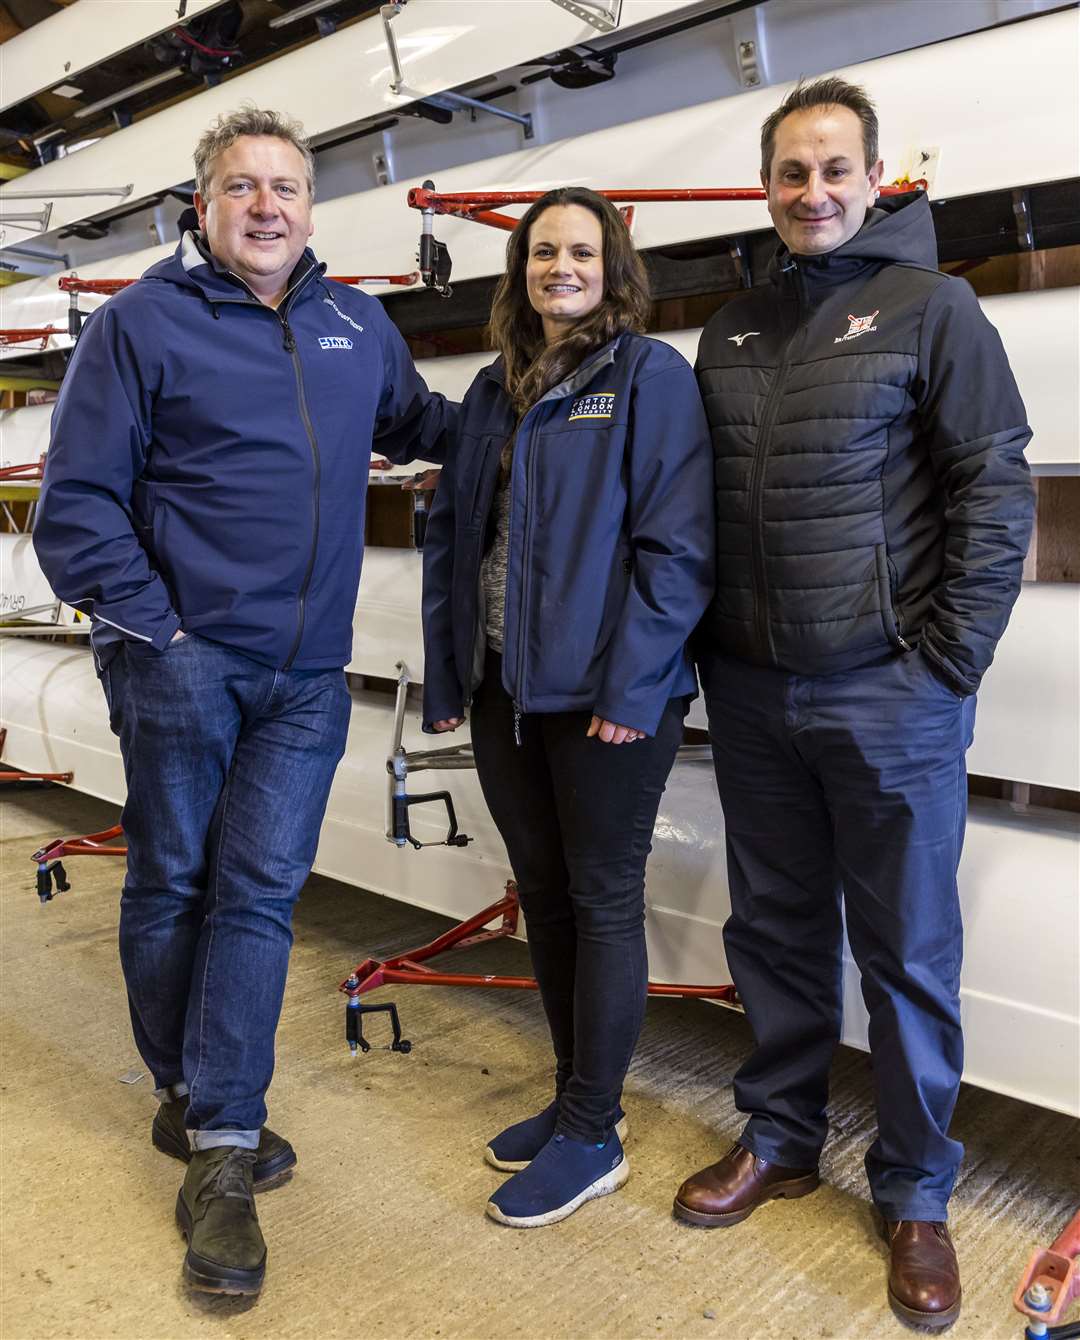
(760, 76, 879, 179)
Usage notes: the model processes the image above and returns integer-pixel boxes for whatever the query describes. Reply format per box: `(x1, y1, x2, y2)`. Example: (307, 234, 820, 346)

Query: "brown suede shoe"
(884, 1220, 962, 1330)
(672, 1143, 819, 1227)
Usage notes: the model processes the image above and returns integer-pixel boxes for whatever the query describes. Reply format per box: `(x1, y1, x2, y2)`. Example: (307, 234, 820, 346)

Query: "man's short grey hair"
(760, 76, 879, 180)
(194, 106, 316, 200)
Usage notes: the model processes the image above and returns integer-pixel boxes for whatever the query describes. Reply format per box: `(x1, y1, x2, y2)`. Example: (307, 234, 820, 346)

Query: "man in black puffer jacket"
(673, 78, 1034, 1332)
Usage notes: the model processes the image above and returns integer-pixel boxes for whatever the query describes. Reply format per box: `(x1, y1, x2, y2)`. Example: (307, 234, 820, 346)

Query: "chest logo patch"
(568, 392, 616, 421)
(835, 310, 880, 342)
(318, 336, 353, 350)
(728, 331, 760, 347)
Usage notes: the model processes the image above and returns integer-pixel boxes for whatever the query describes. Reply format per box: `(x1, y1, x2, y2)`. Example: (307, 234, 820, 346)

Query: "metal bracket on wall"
(731, 8, 769, 89)
(0, 203, 53, 234)
(424, 90, 533, 140)
(0, 185, 133, 201)
(382, 0, 408, 94)
(550, 0, 622, 34)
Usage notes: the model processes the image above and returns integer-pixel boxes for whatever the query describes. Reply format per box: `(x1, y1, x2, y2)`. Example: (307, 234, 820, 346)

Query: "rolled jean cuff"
(191, 1128, 260, 1152)
(153, 1081, 189, 1102)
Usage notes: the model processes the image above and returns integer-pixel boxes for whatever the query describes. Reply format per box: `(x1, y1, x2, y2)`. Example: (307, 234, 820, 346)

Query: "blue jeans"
(700, 649, 976, 1221)
(103, 634, 350, 1147)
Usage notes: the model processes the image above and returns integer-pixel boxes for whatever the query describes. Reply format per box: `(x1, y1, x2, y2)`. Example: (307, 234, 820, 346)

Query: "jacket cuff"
(592, 697, 660, 738)
(421, 695, 465, 734)
(149, 610, 183, 651)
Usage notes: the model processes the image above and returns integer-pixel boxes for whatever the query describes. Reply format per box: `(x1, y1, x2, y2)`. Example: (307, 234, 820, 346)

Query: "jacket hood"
(768, 190, 938, 284)
(141, 231, 324, 305)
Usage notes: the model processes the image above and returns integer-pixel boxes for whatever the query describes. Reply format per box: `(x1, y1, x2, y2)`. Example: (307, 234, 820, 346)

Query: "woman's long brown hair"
(488, 187, 651, 422)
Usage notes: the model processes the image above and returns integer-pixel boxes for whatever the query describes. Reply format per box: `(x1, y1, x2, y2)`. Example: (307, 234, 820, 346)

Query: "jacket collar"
(767, 190, 938, 290)
(148, 231, 324, 310)
(482, 333, 625, 404)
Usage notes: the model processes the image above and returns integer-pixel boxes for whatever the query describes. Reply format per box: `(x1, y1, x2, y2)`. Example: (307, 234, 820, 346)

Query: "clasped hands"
(432, 715, 644, 743)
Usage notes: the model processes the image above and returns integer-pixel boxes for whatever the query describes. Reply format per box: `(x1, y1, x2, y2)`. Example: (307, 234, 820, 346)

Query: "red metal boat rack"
(0, 727, 74, 791)
(406, 178, 928, 292)
(0, 456, 45, 483)
(1014, 1207, 1080, 1337)
(56, 271, 421, 338)
(0, 327, 66, 350)
(30, 823, 126, 904)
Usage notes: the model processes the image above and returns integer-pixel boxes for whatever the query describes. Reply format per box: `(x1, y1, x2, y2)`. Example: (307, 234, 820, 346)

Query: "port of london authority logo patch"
(568, 392, 616, 421)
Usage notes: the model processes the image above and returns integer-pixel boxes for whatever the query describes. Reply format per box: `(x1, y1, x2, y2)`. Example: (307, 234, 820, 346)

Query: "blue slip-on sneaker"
(485, 1102, 629, 1172)
(485, 1130, 629, 1228)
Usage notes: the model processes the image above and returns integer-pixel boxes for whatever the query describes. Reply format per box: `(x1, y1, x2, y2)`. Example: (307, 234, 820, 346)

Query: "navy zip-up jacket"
(421, 333, 715, 736)
(33, 233, 453, 671)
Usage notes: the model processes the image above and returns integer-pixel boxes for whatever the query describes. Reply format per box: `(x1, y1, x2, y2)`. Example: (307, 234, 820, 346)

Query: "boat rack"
(53, 271, 421, 339)
(405, 178, 928, 294)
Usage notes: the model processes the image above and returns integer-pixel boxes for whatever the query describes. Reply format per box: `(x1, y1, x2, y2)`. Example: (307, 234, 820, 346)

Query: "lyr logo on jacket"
(568, 392, 616, 421)
(835, 310, 880, 342)
(318, 336, 353, 350)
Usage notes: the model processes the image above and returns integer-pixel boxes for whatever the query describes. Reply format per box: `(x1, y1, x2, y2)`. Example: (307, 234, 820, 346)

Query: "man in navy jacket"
(673, 78, 1033, 1330)
(33, 107, 452, 1295)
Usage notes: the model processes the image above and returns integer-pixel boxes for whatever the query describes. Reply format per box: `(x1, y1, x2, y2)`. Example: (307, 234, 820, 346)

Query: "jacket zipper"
(511, 418, 538, 746)
(214, 265, 321, 670)
(280, 315, 321, 670)
(214, 264, 322, 671)
(498, 344, 619, 744)
(747, 258, 804, 664)
(887, 559, 913, 652)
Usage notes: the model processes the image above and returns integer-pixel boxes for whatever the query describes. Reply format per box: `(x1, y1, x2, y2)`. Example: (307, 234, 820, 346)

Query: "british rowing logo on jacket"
(568, 392, 616, 421)
(834, 310, 880, 342)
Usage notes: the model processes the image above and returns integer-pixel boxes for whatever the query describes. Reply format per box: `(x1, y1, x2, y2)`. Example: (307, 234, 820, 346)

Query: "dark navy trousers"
(700, 648, 976, 1221)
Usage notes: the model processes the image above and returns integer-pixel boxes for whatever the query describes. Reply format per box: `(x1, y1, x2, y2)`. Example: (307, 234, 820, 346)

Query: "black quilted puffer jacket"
(696, 192, 1034, 695)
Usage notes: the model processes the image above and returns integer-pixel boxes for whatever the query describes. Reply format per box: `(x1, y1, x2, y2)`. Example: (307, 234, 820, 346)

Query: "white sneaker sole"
(485, 1155, 630, 1228)
(485, 1116, 629, 1173)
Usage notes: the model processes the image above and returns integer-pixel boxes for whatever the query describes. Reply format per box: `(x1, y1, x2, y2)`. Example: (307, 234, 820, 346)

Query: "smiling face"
(763, 105, 882, 256)
(525, 204, 605, 344)
(194, 134, 314, 306)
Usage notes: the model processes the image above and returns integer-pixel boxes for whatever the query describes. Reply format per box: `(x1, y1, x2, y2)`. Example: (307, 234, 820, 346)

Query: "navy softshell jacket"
(34, 233, 454, 671)
(421, 333, 716, 737)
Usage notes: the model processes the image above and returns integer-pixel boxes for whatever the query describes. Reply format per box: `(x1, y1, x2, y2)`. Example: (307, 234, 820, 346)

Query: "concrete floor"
(1, 787, 1077, 1340)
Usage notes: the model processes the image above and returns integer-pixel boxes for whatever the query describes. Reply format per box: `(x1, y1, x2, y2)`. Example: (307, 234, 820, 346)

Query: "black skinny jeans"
(470, 650, 686, 1143)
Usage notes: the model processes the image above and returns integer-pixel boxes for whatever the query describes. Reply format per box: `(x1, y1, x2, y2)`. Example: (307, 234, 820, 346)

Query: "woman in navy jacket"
(422, 187, 714, 1228)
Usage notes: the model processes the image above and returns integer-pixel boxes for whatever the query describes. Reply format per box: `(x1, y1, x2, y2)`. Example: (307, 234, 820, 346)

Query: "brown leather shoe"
(884, 1220, 962, 1330)
(672, 1143, 819, 1227)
